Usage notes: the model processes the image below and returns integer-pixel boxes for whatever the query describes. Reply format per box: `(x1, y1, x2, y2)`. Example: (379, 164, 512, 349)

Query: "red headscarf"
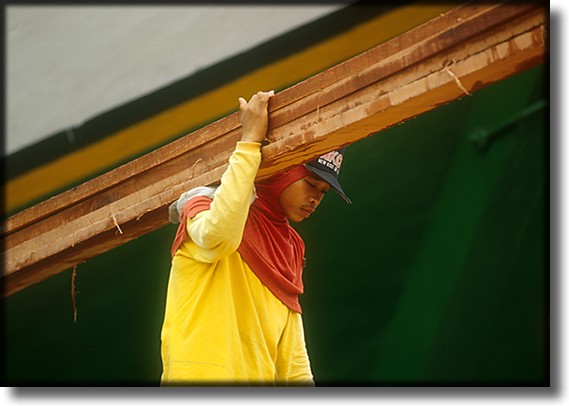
(171, 165, 312, 313)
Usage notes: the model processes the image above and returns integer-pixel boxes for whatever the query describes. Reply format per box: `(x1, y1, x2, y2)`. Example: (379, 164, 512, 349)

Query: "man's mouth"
(300, 207, 315, 217)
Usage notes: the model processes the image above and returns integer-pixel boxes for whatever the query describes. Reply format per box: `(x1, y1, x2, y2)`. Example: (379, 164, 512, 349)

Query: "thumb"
(238, 97, 247, 109)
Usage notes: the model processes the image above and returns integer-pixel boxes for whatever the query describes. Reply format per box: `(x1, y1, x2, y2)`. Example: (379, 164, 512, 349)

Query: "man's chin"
(287, 215, 305, 223)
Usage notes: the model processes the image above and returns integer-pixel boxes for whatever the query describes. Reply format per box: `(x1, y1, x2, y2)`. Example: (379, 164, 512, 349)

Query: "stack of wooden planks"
(2, 2, 546, 297)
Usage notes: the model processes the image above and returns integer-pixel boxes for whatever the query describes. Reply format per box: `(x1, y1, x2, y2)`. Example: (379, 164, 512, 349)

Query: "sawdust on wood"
(444, 61, 472, 96)
(110, 208, 123, 234)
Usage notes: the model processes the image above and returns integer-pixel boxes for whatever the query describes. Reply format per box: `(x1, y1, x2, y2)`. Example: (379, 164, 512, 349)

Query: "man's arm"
(183, 91, 274, 262)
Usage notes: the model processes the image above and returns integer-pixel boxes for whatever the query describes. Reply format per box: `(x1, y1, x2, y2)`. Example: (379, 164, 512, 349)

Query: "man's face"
(279, 174, 331, 222)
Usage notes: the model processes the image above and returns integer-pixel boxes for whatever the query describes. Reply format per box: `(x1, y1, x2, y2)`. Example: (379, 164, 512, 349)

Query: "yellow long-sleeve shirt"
(160, 142, 313, 386)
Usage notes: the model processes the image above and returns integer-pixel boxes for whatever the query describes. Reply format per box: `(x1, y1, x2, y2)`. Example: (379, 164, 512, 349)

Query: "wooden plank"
(1, 2, 546, 297)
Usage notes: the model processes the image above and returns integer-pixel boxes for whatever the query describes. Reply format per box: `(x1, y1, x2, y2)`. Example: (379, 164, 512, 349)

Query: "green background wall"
(3, 65, 547, 386)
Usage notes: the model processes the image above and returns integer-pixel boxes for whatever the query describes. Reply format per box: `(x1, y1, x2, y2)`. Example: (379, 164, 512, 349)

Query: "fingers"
(252, 90, 274, 101)
(258, 90, 275, 101)
(240, 90, 274, 109)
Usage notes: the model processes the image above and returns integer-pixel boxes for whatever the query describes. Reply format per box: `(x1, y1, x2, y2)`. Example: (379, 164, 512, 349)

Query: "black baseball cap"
(304, 147, 351, 204)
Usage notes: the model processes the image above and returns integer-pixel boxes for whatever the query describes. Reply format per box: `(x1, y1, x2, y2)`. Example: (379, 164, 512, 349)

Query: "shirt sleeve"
(184, 141, 261, 262)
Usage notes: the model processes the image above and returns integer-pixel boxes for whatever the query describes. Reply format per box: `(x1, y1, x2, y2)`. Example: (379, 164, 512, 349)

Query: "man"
(161, 90, 350, 386)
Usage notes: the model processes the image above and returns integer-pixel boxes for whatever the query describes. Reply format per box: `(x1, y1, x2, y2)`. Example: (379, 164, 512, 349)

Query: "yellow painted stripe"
(6, 4, 454, 214)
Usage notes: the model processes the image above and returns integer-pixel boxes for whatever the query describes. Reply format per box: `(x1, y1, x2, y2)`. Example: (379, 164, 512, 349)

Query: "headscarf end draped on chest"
(172, 165, 311, 313)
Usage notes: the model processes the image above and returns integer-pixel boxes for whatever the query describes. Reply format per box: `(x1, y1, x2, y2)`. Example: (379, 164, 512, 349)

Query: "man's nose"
(309, 193, 323, 206)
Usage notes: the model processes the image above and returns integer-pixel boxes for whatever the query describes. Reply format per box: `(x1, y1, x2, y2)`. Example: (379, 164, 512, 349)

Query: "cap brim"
(304, 165, 352, 204)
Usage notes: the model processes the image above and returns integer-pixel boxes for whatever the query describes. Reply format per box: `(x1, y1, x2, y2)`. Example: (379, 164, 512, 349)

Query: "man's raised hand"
(239, 90, 275, 144)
